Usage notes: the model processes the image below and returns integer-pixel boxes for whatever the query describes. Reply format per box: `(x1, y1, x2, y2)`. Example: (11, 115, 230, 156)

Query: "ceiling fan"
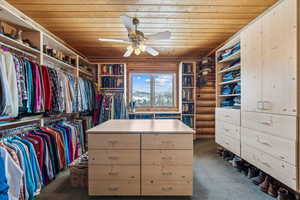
(98, 15, 171, 57)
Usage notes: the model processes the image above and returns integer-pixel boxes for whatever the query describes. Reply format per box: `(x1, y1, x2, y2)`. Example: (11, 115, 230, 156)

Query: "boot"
(259, 176, 270, 193)
(247, 167, 259, 179)
(277, 188, 291, 200)
(268, 180, 279, 198)
(251, 171, 265, 185)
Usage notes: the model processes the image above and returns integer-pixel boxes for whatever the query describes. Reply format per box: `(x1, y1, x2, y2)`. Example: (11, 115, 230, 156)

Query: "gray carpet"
(37, 139, 274, 200)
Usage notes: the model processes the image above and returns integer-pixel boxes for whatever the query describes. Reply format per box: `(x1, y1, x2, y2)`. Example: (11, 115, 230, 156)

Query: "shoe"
(232, 156, 243, 172)
(251, 171, 266, 185)
(222, 151, 233, 161)
(247, 167, 259, 179)
(241, 163, 250, 176)
(217, 147, 223, 156)
(268, 180, 279, 198)
(259, 176, 270, 193)
(277, 188, 291, 200)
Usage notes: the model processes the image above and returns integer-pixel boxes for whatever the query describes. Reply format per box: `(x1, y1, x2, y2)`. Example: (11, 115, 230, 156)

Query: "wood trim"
(126, 61, 179, 112)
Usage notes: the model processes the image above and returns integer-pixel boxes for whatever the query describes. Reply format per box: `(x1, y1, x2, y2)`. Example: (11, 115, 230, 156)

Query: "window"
(130, 73, 176, 108)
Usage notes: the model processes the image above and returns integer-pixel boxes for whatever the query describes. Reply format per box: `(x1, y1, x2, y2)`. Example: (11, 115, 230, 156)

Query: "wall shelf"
(0, 34, 40, 56)
(218, 51, 240, 63)
(219, 94, 240, 97)
(99, 75, 124, 77)
(219, 64, 241, 74)
(219, 79, 241, 86)
(44, 54, 76, 70)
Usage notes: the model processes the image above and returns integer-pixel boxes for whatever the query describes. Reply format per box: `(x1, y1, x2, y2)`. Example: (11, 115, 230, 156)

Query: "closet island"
(87, 119, 194, 196)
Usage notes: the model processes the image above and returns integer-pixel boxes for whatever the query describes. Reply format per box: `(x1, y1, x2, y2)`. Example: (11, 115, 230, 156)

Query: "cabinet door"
(241, 18, 263, 112)
(261, 0, 297, 115)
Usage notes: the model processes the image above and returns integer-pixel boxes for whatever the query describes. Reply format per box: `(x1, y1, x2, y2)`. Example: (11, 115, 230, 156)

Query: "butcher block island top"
(87, 119, 195, 134)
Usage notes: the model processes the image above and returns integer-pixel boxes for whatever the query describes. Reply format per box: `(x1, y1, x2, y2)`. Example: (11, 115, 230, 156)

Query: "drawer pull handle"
(279, 156, 285, 160)
(108, 156, 119, 160)
(161, 141, 174, 145)
(108, 172, 119, 176)
(162, 186, 173, 191)
(257, 101, 264, 110)
(224, 128, 230, 132)
(108, 140, 118, 145)
(224, 115, 231, 118)
(261, 161, 272, 168)
(261, 121, 271, 126)
(162, 172, 173, 176)
(256, 136, 272, 147)
(162, 156, 172, 160)
(225, 142, 230, 146)
(108, 187, 119, 191)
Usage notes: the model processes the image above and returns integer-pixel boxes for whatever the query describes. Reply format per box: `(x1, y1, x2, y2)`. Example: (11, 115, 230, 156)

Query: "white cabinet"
(261, 0, 297, 115)
(241, 0, 297, 115)
(241, 18, 262, 112)
(221, 0, 300, 192)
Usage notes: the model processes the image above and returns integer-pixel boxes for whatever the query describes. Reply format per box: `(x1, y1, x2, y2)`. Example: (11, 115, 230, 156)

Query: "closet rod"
(0, 41, 38, 58)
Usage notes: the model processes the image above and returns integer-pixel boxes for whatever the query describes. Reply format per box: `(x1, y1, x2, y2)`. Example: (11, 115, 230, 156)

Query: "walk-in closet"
(0, 0, 299, 200)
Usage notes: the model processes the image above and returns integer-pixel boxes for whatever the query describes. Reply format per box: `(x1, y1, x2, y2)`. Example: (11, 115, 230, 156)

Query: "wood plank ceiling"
(7, 0, 278, 59)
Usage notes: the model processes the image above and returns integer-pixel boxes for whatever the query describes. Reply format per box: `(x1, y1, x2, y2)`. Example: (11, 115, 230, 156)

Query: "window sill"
(128, 111, 181, 114)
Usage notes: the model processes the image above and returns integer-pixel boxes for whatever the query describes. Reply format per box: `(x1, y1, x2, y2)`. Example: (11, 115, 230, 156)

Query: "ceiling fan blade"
(120, 15, 134, 31)
(123, 48, 134, 57)
(145, 46, 159, 56)
(98, 38, 130, 44)
(146, 31, 171, 40)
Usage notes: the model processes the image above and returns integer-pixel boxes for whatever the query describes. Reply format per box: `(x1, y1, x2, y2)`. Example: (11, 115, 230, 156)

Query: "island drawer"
(89, 134, 140, 149)
(142, 134, 193, 150)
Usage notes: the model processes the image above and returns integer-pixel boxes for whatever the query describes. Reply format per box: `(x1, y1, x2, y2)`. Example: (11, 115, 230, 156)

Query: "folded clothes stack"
(218, 43, 241, 61)
(223, 70, 240, 82)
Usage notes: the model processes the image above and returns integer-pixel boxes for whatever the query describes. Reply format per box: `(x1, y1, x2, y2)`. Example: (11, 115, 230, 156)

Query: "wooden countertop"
(87, 119, 195, 134)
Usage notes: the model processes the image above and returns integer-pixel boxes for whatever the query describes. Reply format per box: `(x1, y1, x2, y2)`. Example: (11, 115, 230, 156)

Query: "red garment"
(26, 134, 45, 170)
(41, 65, 52, 111)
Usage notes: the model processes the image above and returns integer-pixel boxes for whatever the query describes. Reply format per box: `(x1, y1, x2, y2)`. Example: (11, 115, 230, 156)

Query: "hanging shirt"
(3, 52, 18, 118)
(0, 155, 9, 200)
(0, 146, 23, 200)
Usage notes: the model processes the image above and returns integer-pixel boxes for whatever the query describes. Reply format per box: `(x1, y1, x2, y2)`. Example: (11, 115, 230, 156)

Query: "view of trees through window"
(131, 73, 175, 107)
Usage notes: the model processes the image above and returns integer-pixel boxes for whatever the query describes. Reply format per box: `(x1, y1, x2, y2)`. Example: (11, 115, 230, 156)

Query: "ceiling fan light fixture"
(134, 48, 141, 55)
(127, 45, 133, 50)
(139, 44, 146, 52)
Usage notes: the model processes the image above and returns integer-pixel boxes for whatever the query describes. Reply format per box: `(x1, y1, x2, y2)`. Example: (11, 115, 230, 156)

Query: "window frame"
(129, 72, 178, 112)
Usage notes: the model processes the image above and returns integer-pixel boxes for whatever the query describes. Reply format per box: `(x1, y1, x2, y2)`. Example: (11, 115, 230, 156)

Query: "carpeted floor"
(37, 139, 274, 200)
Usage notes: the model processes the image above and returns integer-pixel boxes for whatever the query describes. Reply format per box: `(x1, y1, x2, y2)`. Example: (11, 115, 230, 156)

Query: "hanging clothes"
(78, 78, 95, 113)
(93, 93, 128, 125)
(0, 120, 85, 200)
(0, 51, 81, 121)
